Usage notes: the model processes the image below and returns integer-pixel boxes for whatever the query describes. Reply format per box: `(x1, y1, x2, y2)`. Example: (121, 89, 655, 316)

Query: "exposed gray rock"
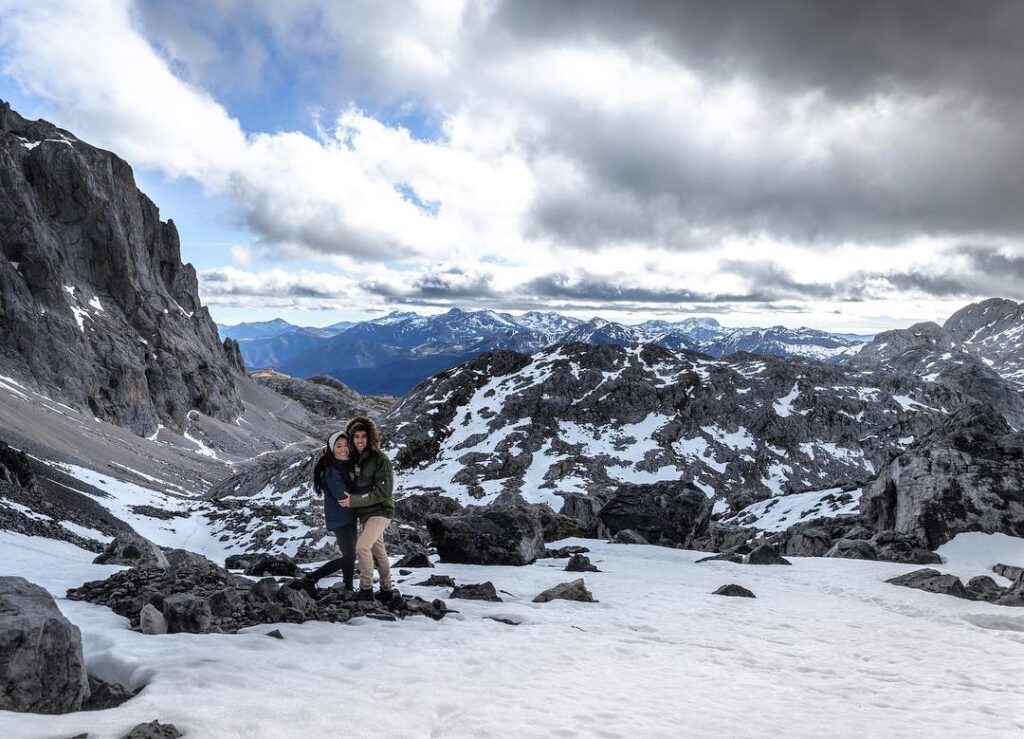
(139, 603, 167, 635)
(861, 410, 1024, 548)
(612, 529, 650, 545)
(82, 675, 135, 711)
(966, 576, 1005, 601)
(995, 573, 1024, 607)
(825, 539, 878, 560)
(243, 553, 303, 578)
(250, 369, 393, 430)
(565, 554, 601, 572)
(712, 584, 756, 598)
(544, 545, 591, 558)
(426, 506, 545, 566)
(744, 546, 792, 566)
(0, 101, 242, 436)
(598, 480, 713, 547)
(93, 533, 169, 569)
(414, 575, 456, 588)
(869, 531, 941, 565)
(993, 563, 1023, 581)
(163, 548, 216, 570)
(450, 582, 502, 602)
(162, 593, 213, 634)
(533, 579, 596, 603)
(0, 576, 90, 714)
(393, 552, 433, 568)
(696, 552, 744, 564)
(886, 569, 970, 599)
(122, 720, 182, 739)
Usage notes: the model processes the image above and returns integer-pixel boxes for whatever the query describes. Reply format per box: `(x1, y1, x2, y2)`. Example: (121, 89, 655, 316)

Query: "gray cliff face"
(249, 370, 396, 435)
(0, 101, 241, 435)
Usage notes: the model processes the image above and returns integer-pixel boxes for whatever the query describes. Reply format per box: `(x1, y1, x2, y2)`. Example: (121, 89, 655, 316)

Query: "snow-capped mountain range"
(219, 309, 864, 395)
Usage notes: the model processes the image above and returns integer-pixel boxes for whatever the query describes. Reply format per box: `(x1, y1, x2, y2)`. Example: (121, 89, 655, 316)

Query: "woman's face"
(353, 430, 368, 452)
(332, 437, 350, 459)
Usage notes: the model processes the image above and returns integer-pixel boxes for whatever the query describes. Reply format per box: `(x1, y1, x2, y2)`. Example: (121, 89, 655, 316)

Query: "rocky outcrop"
(450, 582, 502, 602)
(66, 559, 448, 632)
(887, 569, 970, 599)
(249, 370, 394, 431)
(0, 101, 242, 436)
(565, 554, 600, 572)
(426, 505, 546, 566)
(598, 481, 713, 547)
(0, 576, 90, 713)
(860, 410, 1024, 548)
(223, 338, 246, 374)
(93, 532, 169, 569)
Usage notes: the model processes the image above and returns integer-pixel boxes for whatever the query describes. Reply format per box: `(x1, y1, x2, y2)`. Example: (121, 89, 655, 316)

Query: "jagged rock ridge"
(0, 101, 241, 435)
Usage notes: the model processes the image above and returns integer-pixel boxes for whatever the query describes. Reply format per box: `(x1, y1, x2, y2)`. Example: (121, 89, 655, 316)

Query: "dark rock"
(266, 629, 284, 639)
(993, 563, 1023, 581)
(486, 616, 522, 626)
(243, 553, 303, 578)
(533, 579, 596, 603)
(163, 548, 216, 570)
(869, 531, 942, 564)
(695, 523, 757, 554)
(224, 554, 253, 570)
(0, 576, 90, 713)
(558, 491, 612, 538)
(565, 554, 600, 572)
(252, 577, 280, 602)
(394, 492, 462, 523)
(611, 529, 649, 545)
(450, 582, 502, 602)
(712, 584, 756, 598)
(82, 675, 135, 711)
(598, 480, 713, 547)
(825, 539, 878, 560)
(886, 568, 970, 599)
(208, 587, 245, 618)
(426, 506, 545, 566)
(93, 533, 169, 569)
(695, 552, 743, 564)
(162, 593, 213, 634)
(543, 545, 591, 558)
(966, 576, 1005, 601)
(744, 545, 792, 566)
(394, 552, 433, 568)
(414, 575, 456, 588)
(122, 720, 182, 739)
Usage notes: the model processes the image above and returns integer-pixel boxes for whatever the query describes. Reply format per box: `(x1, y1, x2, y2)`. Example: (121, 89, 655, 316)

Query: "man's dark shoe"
(376, 588, 400, 605)
(356, 588, 375, 602)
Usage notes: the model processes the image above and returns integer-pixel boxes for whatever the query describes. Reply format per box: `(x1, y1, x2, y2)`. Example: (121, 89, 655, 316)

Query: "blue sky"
(2, 1, 1023, 331)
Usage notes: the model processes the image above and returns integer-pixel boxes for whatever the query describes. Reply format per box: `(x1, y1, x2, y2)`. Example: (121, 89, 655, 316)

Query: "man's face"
(353, 430, 368, 451)
(332, 437, 349, 459)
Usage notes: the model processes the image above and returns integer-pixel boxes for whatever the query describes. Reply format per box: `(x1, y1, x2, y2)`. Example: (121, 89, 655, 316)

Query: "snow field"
(3, 532, 1024, 738)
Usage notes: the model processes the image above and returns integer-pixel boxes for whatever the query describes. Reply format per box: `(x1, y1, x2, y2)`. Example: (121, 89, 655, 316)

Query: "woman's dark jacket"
(347, 448, 395, 519)
(316, 455, 357, 530)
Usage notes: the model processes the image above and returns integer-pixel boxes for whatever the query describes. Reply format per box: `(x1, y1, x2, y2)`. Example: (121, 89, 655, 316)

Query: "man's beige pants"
(356, 515, 392, 591)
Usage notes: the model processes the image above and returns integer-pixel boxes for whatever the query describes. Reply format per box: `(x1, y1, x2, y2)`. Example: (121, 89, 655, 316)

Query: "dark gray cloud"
(492, 1, 1024, 101)
(362, 268, 497, 300)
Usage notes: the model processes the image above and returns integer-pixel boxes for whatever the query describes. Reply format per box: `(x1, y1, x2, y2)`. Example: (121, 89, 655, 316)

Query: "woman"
(339, 415, 396, 602)
(298, 430, 358, 591)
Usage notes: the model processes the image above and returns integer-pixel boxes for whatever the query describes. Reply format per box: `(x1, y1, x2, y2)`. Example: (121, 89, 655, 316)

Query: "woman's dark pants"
(306, 525, 357, 589)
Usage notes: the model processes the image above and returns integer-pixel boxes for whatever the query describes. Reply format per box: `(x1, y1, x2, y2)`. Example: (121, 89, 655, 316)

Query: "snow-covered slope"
(4, 531, 1023, 737)
(944, 298, 1024, 387)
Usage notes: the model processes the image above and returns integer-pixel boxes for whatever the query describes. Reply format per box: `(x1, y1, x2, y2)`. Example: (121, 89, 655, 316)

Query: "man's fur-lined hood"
(346, 415, 380, 452)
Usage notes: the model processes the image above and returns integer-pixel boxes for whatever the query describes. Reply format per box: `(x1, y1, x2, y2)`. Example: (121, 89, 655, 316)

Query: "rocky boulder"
(598, 480, 713, 547)
(824, 539, 878, 560)
(243, 553, 303, 578)
(712, 584, 756, 598)
(0, 576, 90, 713)
(450, 582, 502, 602)
(861, 410, 1024, 548)
(565, 554, 601, 572)
(93, 532, 169, 569)
(426, 505, 546, 566)
(744, 545, 792, 566)
(533, 579, 596, 603)
(886, 569, 970, 599)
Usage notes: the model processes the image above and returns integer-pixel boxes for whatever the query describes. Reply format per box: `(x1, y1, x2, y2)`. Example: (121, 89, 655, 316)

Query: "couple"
(303, 415, 396, 602)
